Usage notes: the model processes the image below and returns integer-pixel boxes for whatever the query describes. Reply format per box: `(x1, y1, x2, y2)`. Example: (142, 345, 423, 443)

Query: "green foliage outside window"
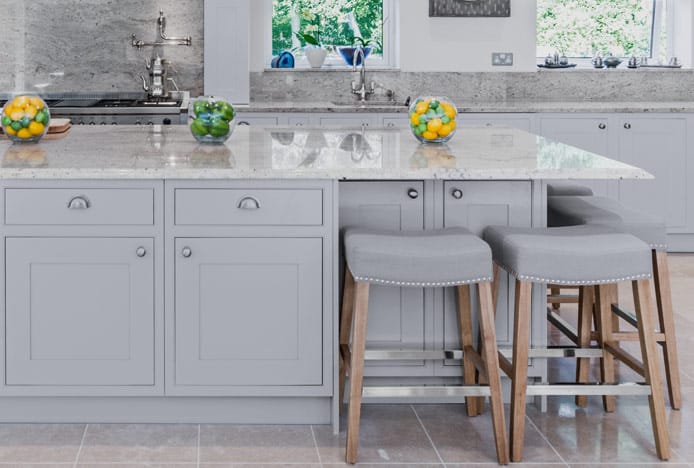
(537, 0, 656, 58)
(272, 0, 383, 56)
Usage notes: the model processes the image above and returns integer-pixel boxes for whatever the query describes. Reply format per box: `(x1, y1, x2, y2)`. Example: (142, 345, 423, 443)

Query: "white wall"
(399, 0, 537, 72)
(249, 0, 537, 72)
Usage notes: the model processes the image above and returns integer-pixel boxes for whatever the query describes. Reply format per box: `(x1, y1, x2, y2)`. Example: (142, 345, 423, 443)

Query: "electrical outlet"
(492, 52, 514, 66)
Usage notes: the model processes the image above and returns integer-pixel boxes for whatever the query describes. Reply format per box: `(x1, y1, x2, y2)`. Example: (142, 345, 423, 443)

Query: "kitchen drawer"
(175, 188, 323, 226)
(5, 188, 154, 225)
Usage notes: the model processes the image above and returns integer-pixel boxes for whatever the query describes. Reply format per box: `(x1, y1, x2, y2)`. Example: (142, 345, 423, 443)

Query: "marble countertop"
(0, 126, 651, 180)
(236, 100, 694, 114)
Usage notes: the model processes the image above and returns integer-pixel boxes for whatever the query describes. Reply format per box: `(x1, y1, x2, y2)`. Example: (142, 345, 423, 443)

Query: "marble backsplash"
(250, 69, 694, 104)
(0, 0, 204, 96)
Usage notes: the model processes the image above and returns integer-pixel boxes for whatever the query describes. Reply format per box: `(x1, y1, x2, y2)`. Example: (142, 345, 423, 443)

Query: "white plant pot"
(304, 47, 328, 68)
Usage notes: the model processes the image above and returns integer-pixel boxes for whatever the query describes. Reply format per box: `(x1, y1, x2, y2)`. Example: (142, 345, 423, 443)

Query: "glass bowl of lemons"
(408, 97, 457, 144)
(189, 96, 235, 144)
(2, 95, 50, 143)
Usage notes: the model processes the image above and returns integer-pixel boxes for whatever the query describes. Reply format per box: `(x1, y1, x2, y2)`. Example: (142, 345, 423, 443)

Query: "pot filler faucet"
(351, 48, 375, 102)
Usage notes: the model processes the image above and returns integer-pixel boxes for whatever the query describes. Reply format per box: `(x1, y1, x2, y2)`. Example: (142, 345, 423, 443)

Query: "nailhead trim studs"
(352, 275, 493, 287)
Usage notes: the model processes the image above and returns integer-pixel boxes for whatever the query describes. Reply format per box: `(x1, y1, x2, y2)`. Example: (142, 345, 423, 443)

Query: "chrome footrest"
(364, 350, 463, 360)
(525, 382, 651, 396)
(362, 385, 492, 400)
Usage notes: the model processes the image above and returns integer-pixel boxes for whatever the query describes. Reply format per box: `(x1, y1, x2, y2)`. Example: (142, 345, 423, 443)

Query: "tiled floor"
(0, 254, 692, 467)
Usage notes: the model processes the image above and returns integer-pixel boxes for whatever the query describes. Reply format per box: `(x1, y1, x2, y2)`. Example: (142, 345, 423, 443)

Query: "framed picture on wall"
(429, 0, 511, 17)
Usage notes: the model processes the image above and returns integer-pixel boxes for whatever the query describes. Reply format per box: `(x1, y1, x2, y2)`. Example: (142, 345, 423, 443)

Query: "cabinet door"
(438, 181, 532, 376)
(617, 117, 687, 232)
(174, 237, 323, 387)
(339, 181, 430, 376)
(539, 116, 612, 196)
(5, 237, 155, 386)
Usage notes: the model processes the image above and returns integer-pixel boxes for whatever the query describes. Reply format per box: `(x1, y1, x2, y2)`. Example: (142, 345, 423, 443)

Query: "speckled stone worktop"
(0, 125, 651, 180)
(237, 100, 694, 114)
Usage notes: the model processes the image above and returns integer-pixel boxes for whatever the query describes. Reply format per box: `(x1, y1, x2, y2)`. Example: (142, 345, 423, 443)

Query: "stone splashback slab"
(0, 0, 203, 96)
(251, 69, 694, 104)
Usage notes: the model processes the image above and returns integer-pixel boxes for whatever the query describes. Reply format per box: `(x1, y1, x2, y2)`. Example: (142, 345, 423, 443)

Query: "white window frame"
(266, 0, 399, 69)
(536, 0, 674, 66)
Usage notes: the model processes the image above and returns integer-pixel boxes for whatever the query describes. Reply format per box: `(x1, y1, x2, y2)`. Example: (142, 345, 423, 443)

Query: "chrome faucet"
(351, 48, 375, 102)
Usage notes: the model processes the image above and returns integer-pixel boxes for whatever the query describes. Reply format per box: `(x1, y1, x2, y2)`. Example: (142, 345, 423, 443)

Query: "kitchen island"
(0, 126, 650, 429)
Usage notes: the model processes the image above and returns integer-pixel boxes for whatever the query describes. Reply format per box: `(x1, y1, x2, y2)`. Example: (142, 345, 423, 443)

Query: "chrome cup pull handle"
(237, 196, 261, 210)
(67, 196, 90, 210)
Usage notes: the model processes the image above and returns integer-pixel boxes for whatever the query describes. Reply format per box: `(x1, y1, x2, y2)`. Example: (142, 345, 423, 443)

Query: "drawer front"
(175, 189, 323, 226)
(5, 189, 154, 225)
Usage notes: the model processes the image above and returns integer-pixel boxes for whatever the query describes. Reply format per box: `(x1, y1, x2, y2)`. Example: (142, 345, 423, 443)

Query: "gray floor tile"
(0, 424, 85, 464)
(413, 403, 562, 464)
(78, 464, 196, 467)
(314, 405, 440, 464)
(199, 425, 319, 464)
(77, 424, 198, 464)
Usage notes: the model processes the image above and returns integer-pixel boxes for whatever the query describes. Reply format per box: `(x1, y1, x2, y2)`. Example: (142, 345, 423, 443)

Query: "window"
(537, 0, 671, 60)
(271, 0, 397, 68)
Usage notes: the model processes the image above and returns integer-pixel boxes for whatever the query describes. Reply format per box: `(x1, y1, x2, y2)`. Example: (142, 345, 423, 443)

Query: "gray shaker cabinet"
(339, 181, 431, 376)
(174, 237, 324, 388)
(438, 181, 532, 376)
(5, 237, 155, 386)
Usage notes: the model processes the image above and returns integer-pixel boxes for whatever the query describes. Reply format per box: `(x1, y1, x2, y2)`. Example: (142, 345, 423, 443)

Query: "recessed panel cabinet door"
(438, 181, 532, 376)
(5, 237, 155, 386)
(174, 237, 323, 387)
(339, 181, 429, 376)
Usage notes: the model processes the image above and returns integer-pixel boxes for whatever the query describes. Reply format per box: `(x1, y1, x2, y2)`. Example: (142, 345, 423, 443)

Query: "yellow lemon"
(28, 121, 45, 136)
(12, 95, 29, 108)
(427, 118, 443, 133)
(10, 110, 25, 121)
(4, 125, 17, 136)
(2, 104, 14, 117)
(29, 97, 44, 110)
(422, 131, 438, 140)
(414, 102, 428, 115)
(438, 124, 453, 137)
(410, 113, 420, 126)
(16, 128, 32, 139)
(449, 120, 457, 130)
(442, 103, 457, 119)
(24, 106, 38, 119)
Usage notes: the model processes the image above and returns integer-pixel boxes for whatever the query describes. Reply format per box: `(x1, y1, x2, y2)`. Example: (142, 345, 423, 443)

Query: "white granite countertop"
(0, 126, 651, 180)
(237, 100, 694, 114)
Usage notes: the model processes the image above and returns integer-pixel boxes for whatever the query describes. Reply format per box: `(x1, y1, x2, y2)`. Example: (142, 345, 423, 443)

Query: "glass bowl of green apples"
(188, 96, 235, 144)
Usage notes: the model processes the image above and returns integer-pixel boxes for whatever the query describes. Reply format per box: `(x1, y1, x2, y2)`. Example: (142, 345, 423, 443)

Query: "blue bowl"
(338, 47, 372, 66)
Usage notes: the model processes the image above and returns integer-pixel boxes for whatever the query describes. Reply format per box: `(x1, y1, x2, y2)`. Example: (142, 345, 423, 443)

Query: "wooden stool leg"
(339, 268, 356, 415)
(510, 280, 532, 462)
(653, 250, 682, 410)
(550, 286, 562, 310)
(478, 282, 510, 465)
(575, 286, 594, 407)
(633, 279, 671, 460)
(610, 283, 620, 333)
(595, 284, 617, 412)
(457, 284, 479, 417)
(345, 281, 370, 464)
(474, 263, 501, 415)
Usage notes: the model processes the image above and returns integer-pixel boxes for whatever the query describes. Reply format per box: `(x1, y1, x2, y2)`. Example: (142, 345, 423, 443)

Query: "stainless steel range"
(0, 91, 189, 126)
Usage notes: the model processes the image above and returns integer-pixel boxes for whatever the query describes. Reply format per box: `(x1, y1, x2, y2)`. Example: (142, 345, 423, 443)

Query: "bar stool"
(548, 195, 681, 410)
(483, 224, 670, 462)
(339, 227, 509, 465)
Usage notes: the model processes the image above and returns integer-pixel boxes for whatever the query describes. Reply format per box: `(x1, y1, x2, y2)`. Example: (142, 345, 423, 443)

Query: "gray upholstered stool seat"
(344, 227, 492, 287)
(483, 224, 652, 285)
(547, 183, 594, 197)
(548, 195, 667, 250)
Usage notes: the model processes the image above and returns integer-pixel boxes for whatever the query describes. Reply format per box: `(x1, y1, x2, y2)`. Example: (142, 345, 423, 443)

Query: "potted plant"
(295, 8, 327, 68)
(338, 36, 380, 66)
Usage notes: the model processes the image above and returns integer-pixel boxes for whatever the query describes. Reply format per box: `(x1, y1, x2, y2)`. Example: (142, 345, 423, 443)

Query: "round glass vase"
(1, 94, 50, 143)
(408, 96, 458, 144)
(188, 96, 236, 144)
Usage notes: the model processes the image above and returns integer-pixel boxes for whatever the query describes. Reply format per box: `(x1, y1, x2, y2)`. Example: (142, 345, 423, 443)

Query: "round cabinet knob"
(181, 247, 192, 258)
(136, 247, 147, 258)
(624, 123, 632, 130)
(598, 123, 606, 130)
(407, 188, 419, 200)
(451, 188, 463, 199)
